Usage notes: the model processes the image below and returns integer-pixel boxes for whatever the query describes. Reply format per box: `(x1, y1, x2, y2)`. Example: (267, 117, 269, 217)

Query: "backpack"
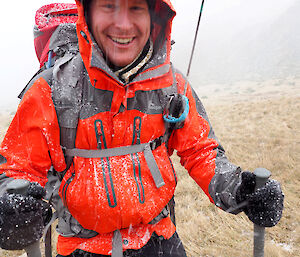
(19, 3, 188, 256)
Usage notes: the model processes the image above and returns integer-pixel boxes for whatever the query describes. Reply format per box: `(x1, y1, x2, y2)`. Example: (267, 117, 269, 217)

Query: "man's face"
(90, 0, 151, 67)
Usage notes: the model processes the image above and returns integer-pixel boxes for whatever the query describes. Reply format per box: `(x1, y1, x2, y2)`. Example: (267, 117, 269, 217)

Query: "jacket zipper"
(62, 171, 75, 208)
(95, 125, 103, 150)
(94, 120, 117, 208)
(132, 117, 145, 204)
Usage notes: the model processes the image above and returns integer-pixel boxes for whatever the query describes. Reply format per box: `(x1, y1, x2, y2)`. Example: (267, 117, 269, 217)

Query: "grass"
(0, 84, 299, 257)
(174, 94, 300, 257)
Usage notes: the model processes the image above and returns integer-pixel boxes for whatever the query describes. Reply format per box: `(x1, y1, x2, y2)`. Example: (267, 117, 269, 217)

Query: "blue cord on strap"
(163, 95, 189, 123)
(46, 51, 53, 69)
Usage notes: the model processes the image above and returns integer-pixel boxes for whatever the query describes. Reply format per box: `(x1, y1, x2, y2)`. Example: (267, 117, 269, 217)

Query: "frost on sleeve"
(169, 81, 242, 212)
(0, 78, 66, 186)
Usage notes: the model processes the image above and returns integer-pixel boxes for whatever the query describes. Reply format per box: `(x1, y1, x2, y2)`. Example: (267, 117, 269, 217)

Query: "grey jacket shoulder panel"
(18, 67, 54, 100)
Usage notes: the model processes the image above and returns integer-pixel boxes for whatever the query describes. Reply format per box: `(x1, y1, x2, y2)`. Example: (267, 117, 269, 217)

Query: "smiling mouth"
(111, 37, 134, 45)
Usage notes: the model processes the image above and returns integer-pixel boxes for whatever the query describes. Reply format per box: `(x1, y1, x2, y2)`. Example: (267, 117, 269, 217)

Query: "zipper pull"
(95, 121, 103, 149)
(134, 117, 141, 144)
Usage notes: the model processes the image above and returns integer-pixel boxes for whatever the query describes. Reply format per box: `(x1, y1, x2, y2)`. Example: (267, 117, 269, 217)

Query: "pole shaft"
(45, 226, 52, 257)
(186, 0, 205, 78)
(253, 168, 271, 257)
(254, 225, 265, 257)
(24, 241, 42, 257)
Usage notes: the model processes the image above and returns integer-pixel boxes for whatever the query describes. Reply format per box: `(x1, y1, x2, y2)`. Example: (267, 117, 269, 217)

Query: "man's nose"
(114, 8, 134, 31)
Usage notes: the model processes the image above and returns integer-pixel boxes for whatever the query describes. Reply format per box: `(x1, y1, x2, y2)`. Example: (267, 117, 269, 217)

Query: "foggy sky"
(0, 0, 296, 109)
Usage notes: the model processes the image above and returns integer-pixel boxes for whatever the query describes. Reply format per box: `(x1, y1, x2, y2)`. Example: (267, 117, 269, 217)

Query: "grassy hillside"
(175, 89, 300, 256)
(0, 81, 299, 257)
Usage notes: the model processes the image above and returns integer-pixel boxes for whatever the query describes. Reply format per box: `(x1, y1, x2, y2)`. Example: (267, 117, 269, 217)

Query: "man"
(0, 0, 283, 256)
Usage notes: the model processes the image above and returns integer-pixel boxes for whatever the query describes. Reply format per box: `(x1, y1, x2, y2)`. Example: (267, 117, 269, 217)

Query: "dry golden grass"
(174, 92, 300, 257)
(0, 81, 299, 257)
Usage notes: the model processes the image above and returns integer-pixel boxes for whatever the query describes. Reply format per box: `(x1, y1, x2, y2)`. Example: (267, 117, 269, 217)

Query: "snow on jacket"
(0, 0, 242, 255)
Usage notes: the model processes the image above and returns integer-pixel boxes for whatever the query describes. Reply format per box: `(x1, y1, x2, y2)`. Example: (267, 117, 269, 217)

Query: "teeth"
(111, 37, 134, 44)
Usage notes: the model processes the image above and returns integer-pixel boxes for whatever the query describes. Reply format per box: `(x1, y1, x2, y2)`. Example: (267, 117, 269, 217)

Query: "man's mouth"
(111, 37, 134, 45)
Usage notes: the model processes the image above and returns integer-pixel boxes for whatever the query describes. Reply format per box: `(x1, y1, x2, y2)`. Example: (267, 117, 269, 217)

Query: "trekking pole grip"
(253, 168, 271, 257)
(6, 179, 42, 257)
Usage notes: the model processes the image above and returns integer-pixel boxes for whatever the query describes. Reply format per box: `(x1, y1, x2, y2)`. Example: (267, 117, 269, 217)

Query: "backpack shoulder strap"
(158, 65, 178, 106)
(51, 52, 86, 177)
(158, 65, 188, 144)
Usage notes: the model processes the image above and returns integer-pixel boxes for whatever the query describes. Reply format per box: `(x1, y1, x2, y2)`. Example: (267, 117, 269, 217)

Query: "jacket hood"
(75, 0, 176, 86)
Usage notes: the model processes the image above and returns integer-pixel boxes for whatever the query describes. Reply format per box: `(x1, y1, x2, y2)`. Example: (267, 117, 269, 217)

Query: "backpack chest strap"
(64, 137, 165, 188)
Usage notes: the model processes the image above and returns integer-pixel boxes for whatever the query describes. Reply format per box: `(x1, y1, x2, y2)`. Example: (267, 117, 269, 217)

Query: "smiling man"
(89, 0, 151, 67)
(0, 0, 284, 257)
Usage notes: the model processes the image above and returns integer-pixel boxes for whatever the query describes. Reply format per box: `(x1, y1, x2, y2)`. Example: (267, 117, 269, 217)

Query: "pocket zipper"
(62, 172, 75, 207)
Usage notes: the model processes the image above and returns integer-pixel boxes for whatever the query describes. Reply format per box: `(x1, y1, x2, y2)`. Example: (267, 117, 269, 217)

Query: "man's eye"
(131, 6, 146, 11)
(102, 4, 116, 10)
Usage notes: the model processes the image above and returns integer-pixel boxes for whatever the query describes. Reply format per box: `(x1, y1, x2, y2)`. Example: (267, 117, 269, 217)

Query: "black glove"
(236, 171, 284, 227)
(0, 182, 52, 250)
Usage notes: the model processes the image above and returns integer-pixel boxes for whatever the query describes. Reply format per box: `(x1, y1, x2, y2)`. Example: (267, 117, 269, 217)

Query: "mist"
(171, 0, 299, 86)
(0, 0, 298, 109)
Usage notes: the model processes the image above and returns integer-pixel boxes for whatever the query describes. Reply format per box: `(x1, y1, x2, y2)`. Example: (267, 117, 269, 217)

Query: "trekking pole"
(186, 0, 205, 78)
(253, 168, 271, 257)
(6, 179, 42, 257)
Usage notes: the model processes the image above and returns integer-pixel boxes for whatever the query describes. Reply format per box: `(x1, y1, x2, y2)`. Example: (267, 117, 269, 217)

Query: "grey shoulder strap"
(158, 65, 178, 107)
(51, 53, 86, 173)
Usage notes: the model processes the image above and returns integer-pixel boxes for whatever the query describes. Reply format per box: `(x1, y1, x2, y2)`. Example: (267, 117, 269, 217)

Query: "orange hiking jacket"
(0, 0, 241, 255)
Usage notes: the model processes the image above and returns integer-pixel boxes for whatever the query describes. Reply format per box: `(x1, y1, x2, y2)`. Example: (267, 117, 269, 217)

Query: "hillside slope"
(190, 1, 300, 85)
